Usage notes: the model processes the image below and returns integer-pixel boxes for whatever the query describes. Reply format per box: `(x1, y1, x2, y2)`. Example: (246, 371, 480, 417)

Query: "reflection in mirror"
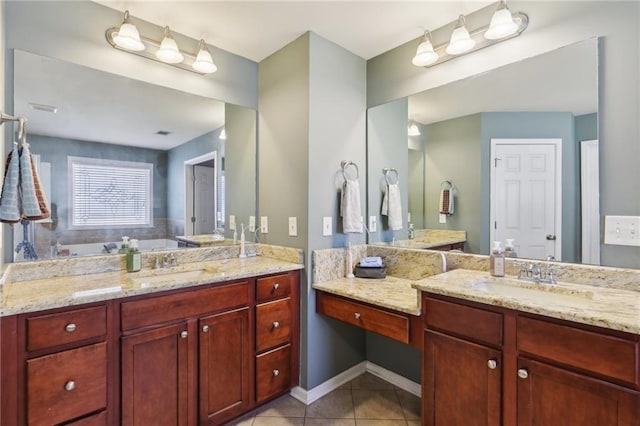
(10, 50, 256, 262)
(369, 38, 599, 265)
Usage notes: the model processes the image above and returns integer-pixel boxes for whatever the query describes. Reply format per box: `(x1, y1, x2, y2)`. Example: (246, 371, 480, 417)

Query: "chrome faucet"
(518, 262, 556, 284)
(157, 252, 178, 268)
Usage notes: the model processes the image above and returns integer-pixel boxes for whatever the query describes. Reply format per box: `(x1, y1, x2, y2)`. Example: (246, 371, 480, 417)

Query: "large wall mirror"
(8, 50, 256, 262)
(368, 38, 603, 266)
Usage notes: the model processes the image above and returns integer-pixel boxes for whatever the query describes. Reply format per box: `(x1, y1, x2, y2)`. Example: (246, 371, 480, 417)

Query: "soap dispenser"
(504, 239, 517, 258)
(118, 236, 130, 254)
(490, 241, 505, 277)
(126, 239, 142, 272)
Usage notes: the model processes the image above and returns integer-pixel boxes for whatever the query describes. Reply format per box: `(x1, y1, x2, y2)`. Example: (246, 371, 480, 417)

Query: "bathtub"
(57, 238, 179, 258)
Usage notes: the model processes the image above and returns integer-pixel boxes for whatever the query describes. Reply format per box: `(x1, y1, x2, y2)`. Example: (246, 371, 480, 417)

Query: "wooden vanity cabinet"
(422, 293, 640, 426)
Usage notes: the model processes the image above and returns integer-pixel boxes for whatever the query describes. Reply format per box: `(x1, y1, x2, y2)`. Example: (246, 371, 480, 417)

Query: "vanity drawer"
(256, 273, 291, 302)
(316, 292, 410, 344)
(256, 344, 291, 403)
(517, 316, 639, 384)
(27, 342, 107, 426)
(424, 297, 503, 347)
(256, 298, 291, 352)
(121, 281, 249, 331)
(66, 410, 108, 426)
(26, 305, 107, 352)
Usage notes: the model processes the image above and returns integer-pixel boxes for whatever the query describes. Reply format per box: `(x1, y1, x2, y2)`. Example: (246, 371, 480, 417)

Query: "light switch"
(249, 216, 256, 232)
(604, 215, 640, 246)
(288, 217, 297, 237)
(260, 216, 269, 234)
(369, 216, 377, 233)
(322, 217, 332, 236)
(439, 214, 447, 224)
(229, 215, 236, 231)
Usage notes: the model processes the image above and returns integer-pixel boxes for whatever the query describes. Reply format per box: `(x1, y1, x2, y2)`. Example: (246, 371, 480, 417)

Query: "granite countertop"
(312, 276, 421, 316)
(1, 256, 303, 316)
(389, 237, 466, 250)
(175, 234, 234, 245)
(412, 269, 640, 334)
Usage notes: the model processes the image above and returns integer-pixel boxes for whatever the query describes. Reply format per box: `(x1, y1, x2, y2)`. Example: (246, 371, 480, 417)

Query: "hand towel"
(341, 178, 362, 233)
(0, 145, 21, 223)
(381, 183, 402, 231)
(19, 144, 50, 220)
(439, 188, 454, 215)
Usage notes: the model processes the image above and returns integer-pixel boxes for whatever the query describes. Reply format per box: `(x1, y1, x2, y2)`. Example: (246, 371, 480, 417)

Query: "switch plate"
(249, 216, 256, 232)
(369, 216, 377, 233)
(407, 212, 412, 223)
(229, 215, 236, 231)
(439, 214, 447, 224)
(604, 215, 640, 246)
(288, 217, 297, 236)
(322, 217, 332, 236)
(260, 216, 269, 234)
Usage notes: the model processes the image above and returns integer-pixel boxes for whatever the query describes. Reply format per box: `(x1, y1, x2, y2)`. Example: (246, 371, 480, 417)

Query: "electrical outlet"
(229, 215, 236, 231)
(288, 217, 297, 237)
(322, 217, 332, 236)
(260, 216, 269, 233)
(249, 216, 256, 232)
(369, 216, 377, 233)
(407, 212, 412, 223)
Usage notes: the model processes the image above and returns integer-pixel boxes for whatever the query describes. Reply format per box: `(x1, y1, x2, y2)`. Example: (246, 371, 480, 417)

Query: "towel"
(0, 145, 21, 223)
(359, 256, 383, 268)
(19, 144, 50, 220)
(341, 178, 362, 233)
(439, 188, 454, 215)
(381, 183, 402, 231)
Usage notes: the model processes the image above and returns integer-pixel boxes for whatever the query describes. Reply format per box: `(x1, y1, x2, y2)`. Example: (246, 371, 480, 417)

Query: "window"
(68, 156, 153, 229)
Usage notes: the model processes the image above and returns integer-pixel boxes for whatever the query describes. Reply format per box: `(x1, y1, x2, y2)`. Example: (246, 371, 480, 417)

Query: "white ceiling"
(94, 1, 493, 61)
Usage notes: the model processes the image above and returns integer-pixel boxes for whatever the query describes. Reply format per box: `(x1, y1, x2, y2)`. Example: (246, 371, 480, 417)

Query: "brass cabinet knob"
(487, 359, 497, 370)
(64, 380, 76, 391)
(65, 323, 77, 333)
(517, 369, 529, 379)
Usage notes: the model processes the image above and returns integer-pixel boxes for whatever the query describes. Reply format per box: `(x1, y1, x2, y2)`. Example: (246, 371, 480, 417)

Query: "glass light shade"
(113, 21, 145, 51)
(193, 41, 218, 73)
(408, 124, 421, 136)
(485, 7, 518, 40)
(446, 16, 476, 55)
(412, 38, 439, 67)
(219, 128, 226, 140)
(156, 29, 184, 64)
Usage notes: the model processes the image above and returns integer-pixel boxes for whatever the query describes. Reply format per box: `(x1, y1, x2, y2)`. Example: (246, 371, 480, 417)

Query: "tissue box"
(353, 263, 387, 279)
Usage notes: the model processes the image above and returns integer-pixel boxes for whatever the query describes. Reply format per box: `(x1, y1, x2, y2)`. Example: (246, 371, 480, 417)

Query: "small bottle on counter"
(408, 223, 415, 240)
(118, 236, 130, 254)
(490, 241, 505, 277)
(504, 238, 517, 258)
(126, 239, 142, 272)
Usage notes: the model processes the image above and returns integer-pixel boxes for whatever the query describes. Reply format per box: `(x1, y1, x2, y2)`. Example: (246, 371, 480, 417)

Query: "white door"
(193, 165, 216, 235)
(491, 139, 562, 261)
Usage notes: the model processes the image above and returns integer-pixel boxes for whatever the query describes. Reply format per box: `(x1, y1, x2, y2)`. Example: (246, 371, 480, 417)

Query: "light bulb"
(485, 1, 519, 40)
(113, 11, 145, 51)
(412, 31, 439, 67)
(446, 15, 476, 55)
(192, 39, 218, 74)
(156, 27, 184, 64)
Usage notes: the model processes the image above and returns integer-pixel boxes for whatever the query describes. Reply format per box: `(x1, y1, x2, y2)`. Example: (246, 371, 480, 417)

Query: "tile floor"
(227, 373, 421, 426)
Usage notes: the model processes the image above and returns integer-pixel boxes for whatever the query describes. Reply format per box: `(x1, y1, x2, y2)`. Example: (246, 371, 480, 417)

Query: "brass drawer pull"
(65, 323, 77, 333)
(272, 369, 280, 377)
(272, 321, 280, 329)
(64, 380, 76, 391)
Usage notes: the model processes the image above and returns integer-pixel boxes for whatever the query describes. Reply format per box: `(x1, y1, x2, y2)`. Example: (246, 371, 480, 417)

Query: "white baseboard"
(289, 361, 420, 405)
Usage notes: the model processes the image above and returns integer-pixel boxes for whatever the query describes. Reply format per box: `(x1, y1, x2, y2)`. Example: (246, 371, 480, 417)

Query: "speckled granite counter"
(1, 245, 303, 316)
(176, 234, 234, 246)
(384, 237, 466, 250)
(412, 269, 640, 334)
(312, 276, 421, 316)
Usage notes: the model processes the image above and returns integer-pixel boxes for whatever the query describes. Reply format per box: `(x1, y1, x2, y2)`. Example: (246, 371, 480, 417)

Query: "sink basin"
(464, 275, 595, 299)
(130, 265, 221, 287)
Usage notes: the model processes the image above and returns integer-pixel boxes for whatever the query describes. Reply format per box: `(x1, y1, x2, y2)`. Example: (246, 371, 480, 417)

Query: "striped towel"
(19, 144, 50, 220)
(0, 145, 21, 223)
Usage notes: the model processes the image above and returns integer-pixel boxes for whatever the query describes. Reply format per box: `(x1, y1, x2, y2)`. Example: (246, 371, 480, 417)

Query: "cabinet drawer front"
(27, 342, 107, 426)
(317, 292, 410, 344)
(424, 297, 503, 347)
(27, 305, 107, 352)
(517, 316, 639, 384)
(256, 298, 292, 352)
(256, 345, 291, 403)
(66, 410, 108, 426)
(121, 281, 249, 331)
(256, 274, 292, 302)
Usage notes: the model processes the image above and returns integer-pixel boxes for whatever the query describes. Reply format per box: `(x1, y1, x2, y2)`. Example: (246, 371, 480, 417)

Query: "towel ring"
(340, 160, 359, 180)
(440, 180, 453, 190)
(383, 168, 399, 185)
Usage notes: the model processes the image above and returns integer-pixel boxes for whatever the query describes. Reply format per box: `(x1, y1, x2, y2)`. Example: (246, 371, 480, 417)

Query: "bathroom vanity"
(0, 249, 302, 426)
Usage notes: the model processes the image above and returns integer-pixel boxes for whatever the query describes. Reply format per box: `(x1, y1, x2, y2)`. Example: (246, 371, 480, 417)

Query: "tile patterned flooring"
(227, 373, 421, 426)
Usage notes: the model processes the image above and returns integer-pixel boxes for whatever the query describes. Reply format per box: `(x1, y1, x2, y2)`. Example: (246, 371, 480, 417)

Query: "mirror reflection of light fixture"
(219, 128, 226, 140)
(412, 0, 528, 68)
(408, 123, 421, 136)
(412, 31, 439, 67)
(156, 27, 184, 64)
(106, 10, 218, 75)
(446, 15, 475, 55)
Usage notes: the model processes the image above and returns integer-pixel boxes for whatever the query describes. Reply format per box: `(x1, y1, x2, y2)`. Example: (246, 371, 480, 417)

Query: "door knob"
(546, 234, 556, 241)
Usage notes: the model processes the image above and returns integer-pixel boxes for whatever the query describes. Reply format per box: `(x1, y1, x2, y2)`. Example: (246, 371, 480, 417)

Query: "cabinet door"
(199, 307, 251, 425)
(517, 358, 640, 426)
(121, 323, 190, 426)
(423, 330, 502, 426)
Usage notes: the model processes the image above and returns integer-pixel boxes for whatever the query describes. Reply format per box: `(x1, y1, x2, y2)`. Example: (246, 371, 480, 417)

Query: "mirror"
(8, 50, 257, 262)
(368, 39, 599, 265)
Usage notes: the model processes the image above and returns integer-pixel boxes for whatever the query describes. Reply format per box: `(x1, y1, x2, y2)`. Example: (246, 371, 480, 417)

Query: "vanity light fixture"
(106, 10, 218, 74)
(219, 128, 226, 140)
(412, 0, 528, 68)
(408, 123, 421, 136)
